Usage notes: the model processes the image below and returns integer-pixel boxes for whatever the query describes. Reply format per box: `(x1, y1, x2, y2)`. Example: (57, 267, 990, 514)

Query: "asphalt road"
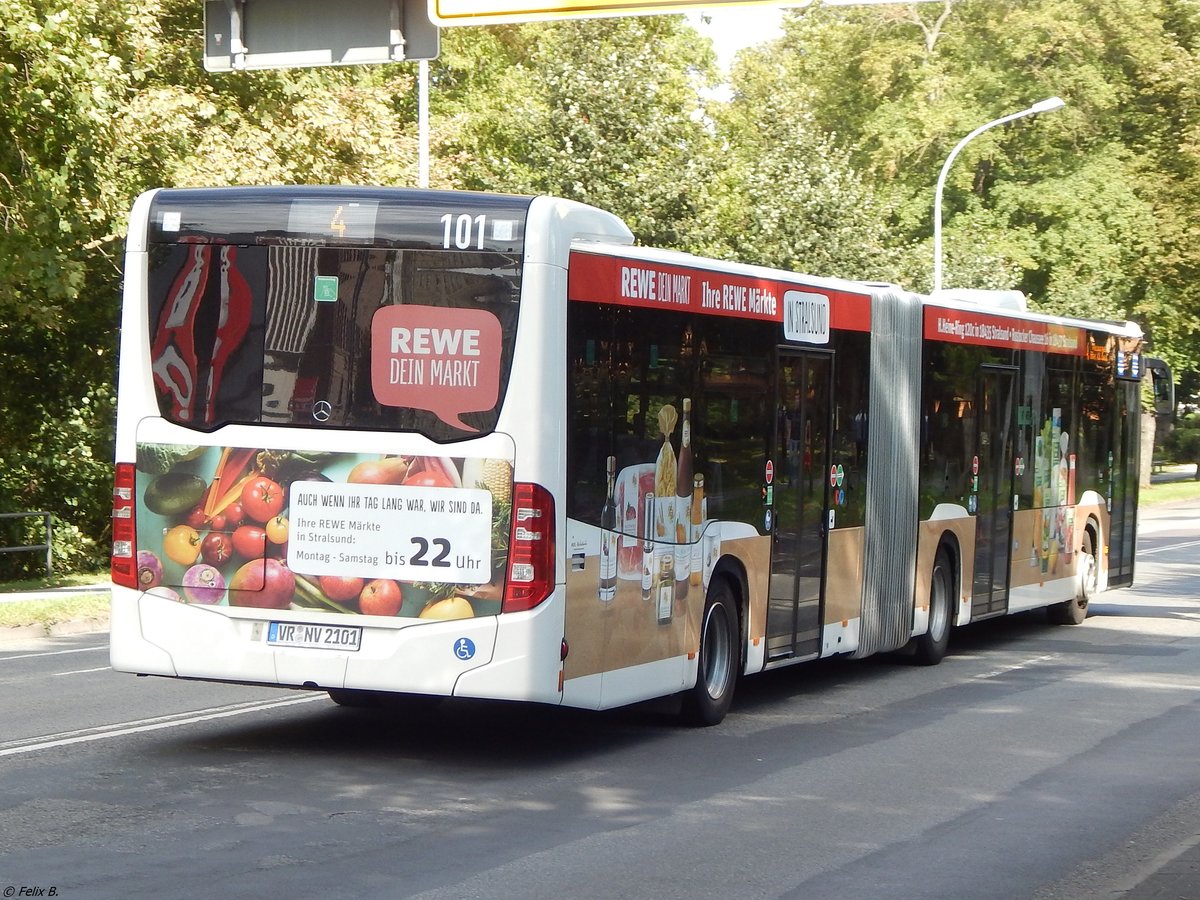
(1, 499, 1198, 900)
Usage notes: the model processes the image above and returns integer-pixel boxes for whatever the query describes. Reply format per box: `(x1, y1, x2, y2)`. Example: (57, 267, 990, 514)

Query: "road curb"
(0, 615, 109, 646)
(48, 615, 110, 637)
(0, 623, 47, 645)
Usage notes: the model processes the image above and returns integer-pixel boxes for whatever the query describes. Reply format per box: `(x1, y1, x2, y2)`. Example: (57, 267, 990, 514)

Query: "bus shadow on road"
(1091, 604, 1200, 620)
(147, 601, 1196, 768)
(722, 610, 1121, 718)
(152, 689, 683, 769)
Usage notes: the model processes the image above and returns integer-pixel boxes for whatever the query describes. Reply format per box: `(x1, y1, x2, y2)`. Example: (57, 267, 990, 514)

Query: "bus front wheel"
(681, 578, 739, 726)
(1050, 530, 1095, 626)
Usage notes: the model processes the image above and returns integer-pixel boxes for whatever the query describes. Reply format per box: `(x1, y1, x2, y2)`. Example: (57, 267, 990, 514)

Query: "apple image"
(227, 558, 296, 609)
(359, 579, 403, 617)
(319, 575, 366, 604)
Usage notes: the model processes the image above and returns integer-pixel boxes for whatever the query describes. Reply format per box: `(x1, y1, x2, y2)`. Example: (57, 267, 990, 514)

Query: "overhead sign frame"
(204, 0, 439, 72)
(430, 0, 785, 25)
(428, 0, 942, 26)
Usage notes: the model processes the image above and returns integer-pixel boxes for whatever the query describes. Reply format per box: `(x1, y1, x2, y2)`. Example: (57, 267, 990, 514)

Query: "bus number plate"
(267, 621, 362, 651)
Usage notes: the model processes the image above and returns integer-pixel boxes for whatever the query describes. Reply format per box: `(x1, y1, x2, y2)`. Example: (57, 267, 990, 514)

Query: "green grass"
(0, 569, 110, 631)
(0, 570, 110, 593)
(0, 592, 110, 630)
(1143, 473, 1200, 506)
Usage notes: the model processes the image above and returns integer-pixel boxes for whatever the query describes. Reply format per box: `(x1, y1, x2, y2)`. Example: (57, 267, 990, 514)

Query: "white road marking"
(973, 654, 1058, 680)
(1, 645, 107, 662)
(0, 693, 327, 758)
(50, 666, 112, 677)
(1139, 539, 1200, 556)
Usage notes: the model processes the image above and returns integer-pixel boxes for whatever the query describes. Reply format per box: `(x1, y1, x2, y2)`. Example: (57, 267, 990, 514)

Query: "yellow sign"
(429, 0, 797, 26)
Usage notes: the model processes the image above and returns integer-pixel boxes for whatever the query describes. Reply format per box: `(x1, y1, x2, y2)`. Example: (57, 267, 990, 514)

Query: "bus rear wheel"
(914, 548, 953, 666)
(1050, 530, 1095, 626)
(327, 688, 381, 708)
(680, 578, 738, 726)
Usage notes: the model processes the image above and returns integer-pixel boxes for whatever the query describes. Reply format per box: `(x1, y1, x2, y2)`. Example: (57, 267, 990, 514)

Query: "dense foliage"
(1164, 413, 1200, 475)
(754, 0, 1200, 367)
(0, 0, 1196, 573)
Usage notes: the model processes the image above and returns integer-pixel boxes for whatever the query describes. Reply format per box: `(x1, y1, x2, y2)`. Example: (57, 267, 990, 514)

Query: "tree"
(436, 16, 722, 248)
(0, 0, 161, 573)
(743, 0, 1200, 386)
(2, 1, 1196, 571)
(702, 38, 905, 281)
(0, 0, 437, 572)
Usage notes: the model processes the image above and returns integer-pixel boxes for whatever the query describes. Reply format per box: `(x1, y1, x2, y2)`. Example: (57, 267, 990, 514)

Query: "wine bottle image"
(654, 483, 675, 624)
(674, 398, 693, 602)
(641, 492, 656, 603)
(657, 552, 673, 625)
(599, 455, 618, 602)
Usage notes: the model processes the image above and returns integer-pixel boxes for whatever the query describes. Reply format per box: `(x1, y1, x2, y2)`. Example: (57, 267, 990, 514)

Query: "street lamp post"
(932, 96, 1066, 293)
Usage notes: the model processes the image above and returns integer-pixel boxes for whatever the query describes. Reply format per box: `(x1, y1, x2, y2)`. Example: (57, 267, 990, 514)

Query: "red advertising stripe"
(924, 305, 1086, 357)
(568, 251, 870, 332)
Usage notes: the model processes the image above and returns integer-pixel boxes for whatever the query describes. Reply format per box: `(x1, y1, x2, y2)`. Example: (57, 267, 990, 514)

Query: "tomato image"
(201, 531, 233, 566)
(163, 525, 202, 566)
(184, 504, 208, 530)
(265, 515, 289, 544)
(231, 524, 267, 559)
(359, 579, 403, 616)
(402, 470, 456, 489)
(319, 575, 365, 603)
(222, 501, 245, 528)
(241, 476, 285, 523)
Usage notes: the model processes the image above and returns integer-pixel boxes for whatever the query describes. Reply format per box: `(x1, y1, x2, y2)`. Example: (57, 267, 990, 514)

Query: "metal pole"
(933, 97, 1065, 293)
(44, 512, 52, 577)
(418, 59, 430, 188)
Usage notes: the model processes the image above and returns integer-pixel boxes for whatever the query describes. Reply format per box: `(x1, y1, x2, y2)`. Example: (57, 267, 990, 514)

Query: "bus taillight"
(502, 482, 555, 613)
(111, 463, 138, 589)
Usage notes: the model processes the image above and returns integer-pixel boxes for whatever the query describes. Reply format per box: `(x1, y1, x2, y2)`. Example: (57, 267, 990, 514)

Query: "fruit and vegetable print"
(134, 443, 513, 620)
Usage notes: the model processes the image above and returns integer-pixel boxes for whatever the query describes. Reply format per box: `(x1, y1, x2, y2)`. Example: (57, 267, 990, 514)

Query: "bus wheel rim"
(930, 564, 949, 640)
(702, 604, 732, 699)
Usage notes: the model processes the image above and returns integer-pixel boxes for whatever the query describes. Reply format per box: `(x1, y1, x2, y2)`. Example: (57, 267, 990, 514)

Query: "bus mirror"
(1146, 357, 1175, 417)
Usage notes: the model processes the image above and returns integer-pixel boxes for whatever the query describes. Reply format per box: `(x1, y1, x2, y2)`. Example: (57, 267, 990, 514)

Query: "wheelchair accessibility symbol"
(454, 637, 476, 661)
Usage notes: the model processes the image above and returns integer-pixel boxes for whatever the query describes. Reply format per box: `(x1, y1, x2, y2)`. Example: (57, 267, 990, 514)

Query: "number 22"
(410, 537, 452, 567)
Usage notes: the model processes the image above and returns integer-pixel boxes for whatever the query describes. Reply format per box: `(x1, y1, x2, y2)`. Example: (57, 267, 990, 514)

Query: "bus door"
(768, 351, 832, 660)
(1107, 378, 1140, 587)
(972, 366, 1017, 618)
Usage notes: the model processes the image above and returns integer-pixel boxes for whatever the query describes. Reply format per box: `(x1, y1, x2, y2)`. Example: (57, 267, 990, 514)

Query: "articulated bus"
(110, 186, 1162, 725)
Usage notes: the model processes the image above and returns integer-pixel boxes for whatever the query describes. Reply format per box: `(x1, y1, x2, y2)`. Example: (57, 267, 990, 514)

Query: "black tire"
(327, 688, 382, 708)
(914, 548, 953, 665)
(1049, 529, 1095, 626)
(680, 578, 739, 726)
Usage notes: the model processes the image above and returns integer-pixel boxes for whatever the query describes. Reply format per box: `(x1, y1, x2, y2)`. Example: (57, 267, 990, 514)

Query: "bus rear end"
(109, 186, 630, 705)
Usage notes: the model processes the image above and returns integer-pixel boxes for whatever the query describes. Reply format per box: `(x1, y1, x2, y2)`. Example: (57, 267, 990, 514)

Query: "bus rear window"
(145, 243, 522, 441)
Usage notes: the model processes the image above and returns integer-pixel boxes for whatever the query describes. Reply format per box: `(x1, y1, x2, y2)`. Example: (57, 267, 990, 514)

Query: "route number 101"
(441, 213, 486, 250)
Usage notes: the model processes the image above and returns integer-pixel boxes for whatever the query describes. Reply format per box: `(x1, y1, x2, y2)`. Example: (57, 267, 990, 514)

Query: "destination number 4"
(441, 213, 486, 250)
(411, 536, 452, 568)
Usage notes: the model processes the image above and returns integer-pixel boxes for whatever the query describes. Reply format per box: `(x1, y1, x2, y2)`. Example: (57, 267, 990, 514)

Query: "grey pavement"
(2, 480, 1198, 897)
